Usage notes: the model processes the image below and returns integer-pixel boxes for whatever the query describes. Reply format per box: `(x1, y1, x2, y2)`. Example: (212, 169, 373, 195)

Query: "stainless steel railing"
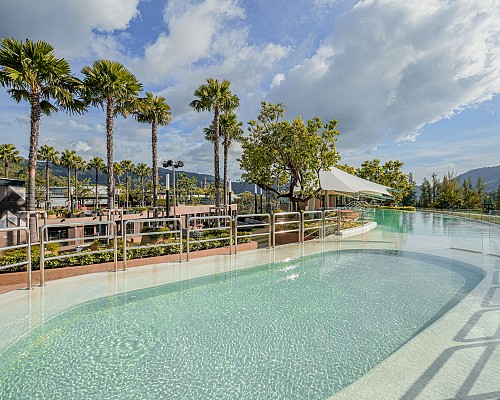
(39, 221, 118, 287)
(235, 213, 271, 253)
(0, 227, 32, 289)
(301, 211, 324, 242)
(272, 212, 301, 247)
(186, 215, 233, 261)
(122, 218, 183, 269)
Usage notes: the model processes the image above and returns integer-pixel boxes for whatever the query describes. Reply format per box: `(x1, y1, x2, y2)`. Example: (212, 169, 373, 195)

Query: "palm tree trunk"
(125, 173, 129, 209)
(95, 169, 99, 207)
(67, 167, 71, 209)
(223, 133, 228, 207)
(45, 161, 50, 209)
(106, 98, 115, 209)
(141, 176, 145, 206)
(28, 93, 41, 242)
(213, 107, 220, 209)
(152, 119, 158, 209)
(74, 169, 78, 209)
(4, 160, 8, 178)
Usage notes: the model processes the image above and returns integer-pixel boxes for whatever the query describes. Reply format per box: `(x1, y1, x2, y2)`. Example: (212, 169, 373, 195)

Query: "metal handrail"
(122, 218, 183, 269)
(272, 212, 301, 247)
(39, 221, 118, 287)
(235, 213, 271, 253)
(0, 227, 32, 289)
(301, 211, 324, 242)
(323, 209, 340, 237)
(187, 215, 233, 261)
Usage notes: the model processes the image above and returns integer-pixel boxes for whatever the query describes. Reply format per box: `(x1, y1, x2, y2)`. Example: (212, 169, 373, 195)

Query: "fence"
(186, 215, 233, 261)
(1, 208, 374, 289)
(235, 214, 271, 253)
(39, 221, 118, 287)
(0, 227, 32, 289)
(122, 218, 183, 269)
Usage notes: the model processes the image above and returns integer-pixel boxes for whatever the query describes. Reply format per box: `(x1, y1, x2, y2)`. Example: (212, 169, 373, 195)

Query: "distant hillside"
(455, 165, 500, 192)
(36, 162, 255, 194)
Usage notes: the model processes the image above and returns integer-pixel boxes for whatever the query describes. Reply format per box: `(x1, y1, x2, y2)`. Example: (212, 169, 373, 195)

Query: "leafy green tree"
(337, 164, 357, 175)
(0, 38, 84, 238)
(495, 185, 500, 210)
(60, 149, 77, 209)
(81, 60, 142, 209)
(37, 145, 59, 209)
(135, 92, 171, 209)
(462, 178, 481, 210)
(0, 143, 23, 178)
(135, 163, 150, 207)
(420, 177, 432, 208)
(356, 159, 384, 183)
(87, 156, 106, 207)
(176, 173, 198, 204)
(431, 173, 439, 204)
(120, 159, 135, 209)
(434, 172, 462, 209)
(476, 177, 485, 203)
(190, 78, 240, 209)
(239, 102, 340, 211)
(401, 172, 416, 206)
(234, 191, 255, 215)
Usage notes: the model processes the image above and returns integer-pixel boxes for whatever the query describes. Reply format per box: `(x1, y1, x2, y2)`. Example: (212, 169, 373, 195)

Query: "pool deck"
(0, 221, 499, 399)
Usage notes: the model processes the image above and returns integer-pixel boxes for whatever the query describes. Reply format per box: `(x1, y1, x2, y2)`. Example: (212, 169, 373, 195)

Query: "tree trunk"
(152, 119, 158, 209)
(4, 160, 8, 178)
(213, 107, 220, 209)
(28, 93, 41, 242)
(74, 169, 78, 209)
(95, 169, 99, 207)
(106, 98, 115, 209)
(45, 161, 50, 210)
(141, 176, 145, 206)
(223, 133, 228, 207)
(125, 172, 129, 209)
(67, 167, 71, 209)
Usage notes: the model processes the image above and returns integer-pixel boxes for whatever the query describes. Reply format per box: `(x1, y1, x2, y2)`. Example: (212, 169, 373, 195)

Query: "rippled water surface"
(0, 249, 482, 399)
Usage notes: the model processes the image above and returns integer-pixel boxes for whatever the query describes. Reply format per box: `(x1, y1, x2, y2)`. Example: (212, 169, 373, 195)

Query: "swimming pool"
(0, 246, 483, 399)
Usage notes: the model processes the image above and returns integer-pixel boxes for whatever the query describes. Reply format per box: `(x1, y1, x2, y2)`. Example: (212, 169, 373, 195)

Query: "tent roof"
(319, 167, 394, 199)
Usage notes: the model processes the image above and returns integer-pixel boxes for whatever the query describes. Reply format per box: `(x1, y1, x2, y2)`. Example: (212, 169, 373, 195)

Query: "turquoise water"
(0, 247, 483, 399)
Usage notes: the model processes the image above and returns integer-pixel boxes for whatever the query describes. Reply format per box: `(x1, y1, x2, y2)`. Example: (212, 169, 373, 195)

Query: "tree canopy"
(239, 102, 340, 210)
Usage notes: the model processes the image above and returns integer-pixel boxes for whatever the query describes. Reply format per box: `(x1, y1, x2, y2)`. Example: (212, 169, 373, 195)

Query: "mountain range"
(455, 165, 500, 192)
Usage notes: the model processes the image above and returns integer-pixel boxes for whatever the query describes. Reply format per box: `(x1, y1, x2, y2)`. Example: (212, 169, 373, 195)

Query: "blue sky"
(1, 0, 499, 184)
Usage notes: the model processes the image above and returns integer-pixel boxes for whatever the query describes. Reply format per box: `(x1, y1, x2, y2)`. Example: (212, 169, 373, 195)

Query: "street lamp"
(162, 160, 184, 218)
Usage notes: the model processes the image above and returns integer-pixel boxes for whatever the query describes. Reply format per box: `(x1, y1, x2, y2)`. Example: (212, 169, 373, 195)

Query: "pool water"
(0, 249, 483, 399)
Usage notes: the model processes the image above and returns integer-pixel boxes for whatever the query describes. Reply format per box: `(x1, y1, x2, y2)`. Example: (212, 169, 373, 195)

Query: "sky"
(0, 0, 499, 184)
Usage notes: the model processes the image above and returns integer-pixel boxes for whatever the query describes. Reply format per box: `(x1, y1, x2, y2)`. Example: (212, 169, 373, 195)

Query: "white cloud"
(0, 0, 141, 59)
(267, 0, 500, 150)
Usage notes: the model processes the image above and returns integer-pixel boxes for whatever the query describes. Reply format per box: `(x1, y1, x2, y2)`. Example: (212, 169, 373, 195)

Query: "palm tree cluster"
(0, 38, 242, 238)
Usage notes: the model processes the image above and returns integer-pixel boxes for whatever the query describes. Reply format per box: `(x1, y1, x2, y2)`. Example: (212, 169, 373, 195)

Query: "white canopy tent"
(319, 166, 394, 200)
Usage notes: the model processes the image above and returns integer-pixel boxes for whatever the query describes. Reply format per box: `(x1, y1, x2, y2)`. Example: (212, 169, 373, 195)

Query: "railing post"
(26, 228, 32, 290)
(337, 208, 341, 235)
(179, 218, 183, 263)
(123, 220, 128, 270)
(39, 226, 45, 287)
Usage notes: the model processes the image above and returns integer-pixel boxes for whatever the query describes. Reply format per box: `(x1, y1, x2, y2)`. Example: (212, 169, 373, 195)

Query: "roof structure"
(319, 166, 394, 199)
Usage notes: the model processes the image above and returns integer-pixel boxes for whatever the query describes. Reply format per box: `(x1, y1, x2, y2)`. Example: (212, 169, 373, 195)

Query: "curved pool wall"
(0, 210, 498, 399)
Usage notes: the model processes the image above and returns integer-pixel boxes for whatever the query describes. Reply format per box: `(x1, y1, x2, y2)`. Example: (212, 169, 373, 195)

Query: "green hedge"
(0, 232, 251, 273)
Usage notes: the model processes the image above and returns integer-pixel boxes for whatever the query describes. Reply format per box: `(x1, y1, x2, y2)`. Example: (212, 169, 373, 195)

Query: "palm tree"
(0, 38, 84, 239)
(120, 159, 135, 209)
(135, 163, 150, 207)
(37, 145, 59, 209)
(113, 161, 124, 208)
(190, 78, 239, 209)
(87, 156, 106, 207)
(204, 112, 243, 206)
(135, 92, 172, 209)
(0, 143, 23, 178)
(73, 156, 86, 209)
(81, 60, 142, 209)
(60, 149, 77, 209)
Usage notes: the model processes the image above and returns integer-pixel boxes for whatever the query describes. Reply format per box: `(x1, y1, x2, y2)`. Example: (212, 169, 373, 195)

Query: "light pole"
(165, 173, 170, 217)
(162, 160, 184, 218)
